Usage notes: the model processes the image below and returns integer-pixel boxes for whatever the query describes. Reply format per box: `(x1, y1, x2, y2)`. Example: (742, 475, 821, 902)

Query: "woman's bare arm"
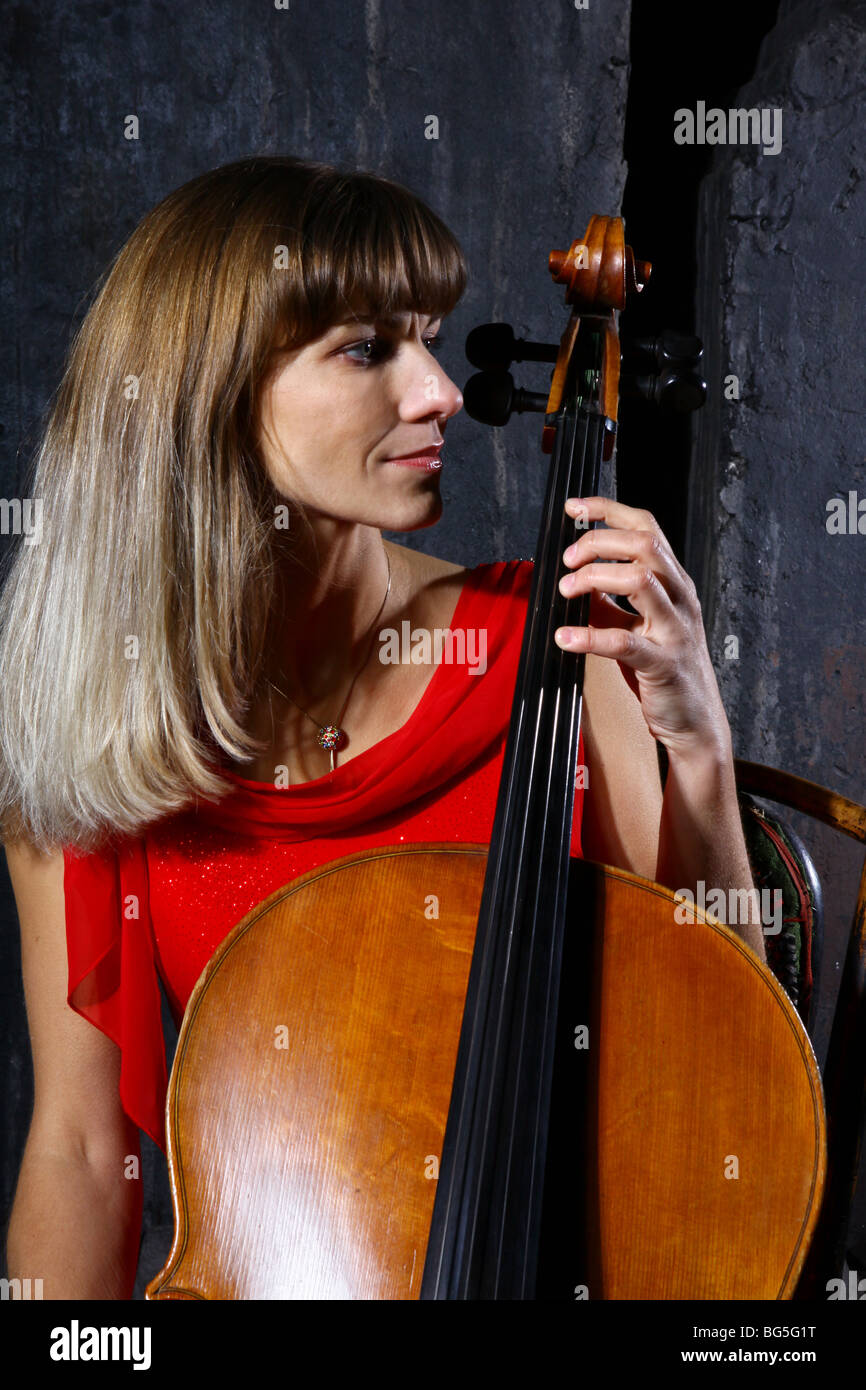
(580, 637, 765, 961)
(5, 838, 143, 1299)
(580, 647, 663, 882)
(559, 500, 765, 962)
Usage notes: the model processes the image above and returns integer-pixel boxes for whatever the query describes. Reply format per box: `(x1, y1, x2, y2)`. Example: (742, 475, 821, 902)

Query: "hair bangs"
(271, 169, 467, 347)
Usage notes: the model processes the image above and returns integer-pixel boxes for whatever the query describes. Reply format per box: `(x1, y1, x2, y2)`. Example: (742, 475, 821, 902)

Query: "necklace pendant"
(317, 724, 344, 753)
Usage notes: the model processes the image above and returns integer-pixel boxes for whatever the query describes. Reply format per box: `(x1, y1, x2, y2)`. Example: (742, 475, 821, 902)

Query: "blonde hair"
(0, 155, 467, 851)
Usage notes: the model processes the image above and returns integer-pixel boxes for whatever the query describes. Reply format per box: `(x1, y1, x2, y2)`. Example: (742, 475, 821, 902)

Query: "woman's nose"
(405, 356, 463, 420)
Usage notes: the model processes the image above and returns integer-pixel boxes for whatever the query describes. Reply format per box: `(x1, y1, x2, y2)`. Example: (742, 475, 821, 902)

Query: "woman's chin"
(380, 489, 443, 533)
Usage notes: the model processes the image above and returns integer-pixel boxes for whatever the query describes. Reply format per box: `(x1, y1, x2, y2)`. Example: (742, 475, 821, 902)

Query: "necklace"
(265, 548, 392, 774)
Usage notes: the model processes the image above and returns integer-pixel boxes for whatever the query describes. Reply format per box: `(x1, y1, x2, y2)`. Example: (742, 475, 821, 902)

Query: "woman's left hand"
(554, 496, 732, 760)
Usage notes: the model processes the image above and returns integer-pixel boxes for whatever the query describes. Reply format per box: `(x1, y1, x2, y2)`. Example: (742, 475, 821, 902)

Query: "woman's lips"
(384, 450, 443, 470)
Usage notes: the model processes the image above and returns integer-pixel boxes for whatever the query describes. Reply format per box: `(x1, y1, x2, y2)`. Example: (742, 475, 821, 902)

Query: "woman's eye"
(343, 337, 390, 364)
(342, 332, 444, 365)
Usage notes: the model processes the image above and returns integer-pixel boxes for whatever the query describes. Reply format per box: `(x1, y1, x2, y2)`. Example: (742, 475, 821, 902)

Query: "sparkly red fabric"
(63, 560, 586, 1152)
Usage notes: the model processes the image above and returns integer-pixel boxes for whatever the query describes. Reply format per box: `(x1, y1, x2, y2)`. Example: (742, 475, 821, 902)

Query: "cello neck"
(421, 317, 610, 1299)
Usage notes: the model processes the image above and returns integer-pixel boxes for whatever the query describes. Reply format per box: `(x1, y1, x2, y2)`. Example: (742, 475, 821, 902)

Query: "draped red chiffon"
(63, 560, 586, 1152)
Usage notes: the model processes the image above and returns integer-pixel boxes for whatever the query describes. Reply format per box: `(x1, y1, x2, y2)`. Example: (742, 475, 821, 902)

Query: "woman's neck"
(262, 522, 404, 710)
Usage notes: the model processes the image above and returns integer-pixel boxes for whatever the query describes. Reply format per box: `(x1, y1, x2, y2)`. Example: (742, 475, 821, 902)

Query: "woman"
(1, 155, 761, 1299)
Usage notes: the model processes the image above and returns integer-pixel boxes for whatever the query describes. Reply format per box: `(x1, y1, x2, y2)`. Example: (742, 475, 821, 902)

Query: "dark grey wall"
(1, 0, 632, 1298)
(689, 0, 866, 1265)
(689, 0, 866, 1044)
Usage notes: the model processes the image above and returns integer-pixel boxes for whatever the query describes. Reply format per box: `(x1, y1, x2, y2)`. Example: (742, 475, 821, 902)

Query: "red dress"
(63, 559, 586, 1152)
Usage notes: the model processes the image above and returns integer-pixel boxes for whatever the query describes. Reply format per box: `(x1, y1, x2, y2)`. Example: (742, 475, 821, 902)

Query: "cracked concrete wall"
(688, 0, 866, 1257)
(690, 1, 864, 790)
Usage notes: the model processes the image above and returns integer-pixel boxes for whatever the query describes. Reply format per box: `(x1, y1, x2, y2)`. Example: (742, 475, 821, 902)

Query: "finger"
(553, 621, 643, 697)
(558, 593, 645, 697)
(553, 620, 662, 675)
(565, 495, 679, 569)
(560, 560, 678, 628)
(565, 495, 663, 536)
(562, 530, 692, 608)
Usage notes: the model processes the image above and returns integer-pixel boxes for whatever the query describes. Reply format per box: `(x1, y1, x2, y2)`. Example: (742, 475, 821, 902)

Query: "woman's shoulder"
(386, 541, 532, 627)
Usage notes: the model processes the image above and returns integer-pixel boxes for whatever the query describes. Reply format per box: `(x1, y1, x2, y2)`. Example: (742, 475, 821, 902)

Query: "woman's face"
(255, 309, 464, 533)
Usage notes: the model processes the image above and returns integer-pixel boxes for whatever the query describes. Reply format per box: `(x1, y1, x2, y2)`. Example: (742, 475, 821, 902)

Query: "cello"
(146, 215, 825, 1300)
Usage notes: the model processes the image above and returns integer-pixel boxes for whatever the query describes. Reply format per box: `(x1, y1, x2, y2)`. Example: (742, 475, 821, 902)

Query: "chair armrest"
(738, 791, 823, 1029)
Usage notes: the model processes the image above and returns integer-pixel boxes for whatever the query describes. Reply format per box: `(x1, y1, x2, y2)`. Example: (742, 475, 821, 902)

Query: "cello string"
(479, 366, 596, 1292)
(461, 359, 604, 1295)
(486, 317, 610, 1292)
(438, 404, 585, 1296)
(489, 402, 602, 1294)
(422, 326, 608, 1298)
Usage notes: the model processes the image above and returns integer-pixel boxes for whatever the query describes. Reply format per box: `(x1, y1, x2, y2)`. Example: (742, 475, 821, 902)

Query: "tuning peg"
(463, 370, 549, 426)
(465, 323, 559, 372)
(620, 367, 706, 413)
(623, 330, 704, 371)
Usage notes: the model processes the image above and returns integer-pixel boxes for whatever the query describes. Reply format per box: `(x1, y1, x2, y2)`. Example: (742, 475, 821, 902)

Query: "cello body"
(146, 843, 825, 1300)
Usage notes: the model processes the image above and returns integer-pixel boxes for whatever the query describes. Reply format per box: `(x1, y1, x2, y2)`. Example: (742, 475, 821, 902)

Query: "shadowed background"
(1, 0, 863, 1296)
